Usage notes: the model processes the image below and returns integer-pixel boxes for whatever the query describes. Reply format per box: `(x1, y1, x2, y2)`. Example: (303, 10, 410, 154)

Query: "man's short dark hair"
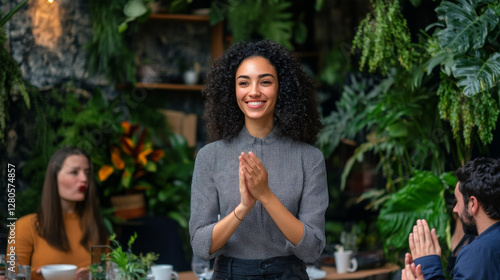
(455, 157, 500, 219)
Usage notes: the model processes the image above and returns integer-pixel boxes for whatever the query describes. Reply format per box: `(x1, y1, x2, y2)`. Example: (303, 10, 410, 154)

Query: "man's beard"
(460, 207, 478, 236)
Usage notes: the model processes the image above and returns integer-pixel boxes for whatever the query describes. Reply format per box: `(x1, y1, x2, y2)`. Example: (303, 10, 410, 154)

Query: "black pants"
(212, 255, 308, 280)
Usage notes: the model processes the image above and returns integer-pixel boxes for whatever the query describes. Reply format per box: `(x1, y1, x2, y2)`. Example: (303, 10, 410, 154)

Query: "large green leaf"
(377, 171, 452, 262)
(452, 52, 500, 96)
(435, 0, 498, 54)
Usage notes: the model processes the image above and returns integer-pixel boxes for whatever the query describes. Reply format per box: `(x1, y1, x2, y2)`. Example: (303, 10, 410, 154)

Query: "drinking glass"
(191, 256, 210, 280)
(16, 265, 31, 280)
(90, 245, 111, 280)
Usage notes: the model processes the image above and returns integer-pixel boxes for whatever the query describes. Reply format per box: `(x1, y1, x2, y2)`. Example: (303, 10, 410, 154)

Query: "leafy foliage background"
(318, 0, 500, 265)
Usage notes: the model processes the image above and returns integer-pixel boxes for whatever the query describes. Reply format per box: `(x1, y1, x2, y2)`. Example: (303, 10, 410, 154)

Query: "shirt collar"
(238, 125, 280, 145)
(476, 220, 500, 240)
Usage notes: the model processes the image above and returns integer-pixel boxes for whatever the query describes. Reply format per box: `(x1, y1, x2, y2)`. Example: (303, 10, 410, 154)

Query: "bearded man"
(401, 157, 500, 280)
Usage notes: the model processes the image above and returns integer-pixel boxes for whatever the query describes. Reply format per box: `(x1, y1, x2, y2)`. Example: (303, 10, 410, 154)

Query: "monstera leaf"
(377, 171, 454, 263)
(435, 0, 498, 54)
(424, 49, 454, 76)
(453, 52, 500, 96)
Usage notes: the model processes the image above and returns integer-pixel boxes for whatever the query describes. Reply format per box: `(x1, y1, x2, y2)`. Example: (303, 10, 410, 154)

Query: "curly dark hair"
(455, 157, 500, 220)
(202, 40, 322, 145)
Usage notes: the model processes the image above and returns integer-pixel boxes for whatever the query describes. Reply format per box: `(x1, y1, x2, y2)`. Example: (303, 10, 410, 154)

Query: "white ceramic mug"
(334, 250, 358, 274)
(151, 265, 179, 280)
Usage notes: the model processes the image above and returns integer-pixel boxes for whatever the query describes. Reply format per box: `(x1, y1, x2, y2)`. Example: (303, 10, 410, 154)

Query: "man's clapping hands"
(401, 219, 442, 280)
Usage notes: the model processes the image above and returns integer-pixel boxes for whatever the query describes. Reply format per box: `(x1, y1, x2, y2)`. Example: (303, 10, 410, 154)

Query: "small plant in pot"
(90, 233, 159, 280)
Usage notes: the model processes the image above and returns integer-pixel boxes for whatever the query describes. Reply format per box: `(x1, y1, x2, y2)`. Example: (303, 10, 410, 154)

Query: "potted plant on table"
(109, 233, 158, 280)
(90, 233, 158, 280)
(97, 121, 165, 220)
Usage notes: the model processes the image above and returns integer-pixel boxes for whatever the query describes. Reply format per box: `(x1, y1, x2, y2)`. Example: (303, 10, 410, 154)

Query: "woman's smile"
(235, 56, 278, 127)
(246, 100, 266, 108)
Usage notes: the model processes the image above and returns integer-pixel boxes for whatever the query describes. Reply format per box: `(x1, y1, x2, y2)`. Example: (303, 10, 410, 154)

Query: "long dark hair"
(36, 147, 108, 252)
(202, 40, 322, 144)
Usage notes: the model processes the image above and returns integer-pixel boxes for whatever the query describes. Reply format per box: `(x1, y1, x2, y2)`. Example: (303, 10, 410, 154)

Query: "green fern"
(221, 0, 300, 50)
(316, 74, 379, 158)
(257, 1, 294, 49)
(323, 69, 449, 191)
(226, 0, 262, 42)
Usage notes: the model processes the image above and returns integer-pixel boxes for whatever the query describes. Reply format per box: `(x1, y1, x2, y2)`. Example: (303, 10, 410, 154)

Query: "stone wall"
(3, 0, 99, 88)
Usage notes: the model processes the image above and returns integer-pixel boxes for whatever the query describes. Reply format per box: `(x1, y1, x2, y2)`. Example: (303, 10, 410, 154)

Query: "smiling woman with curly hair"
(202, 39, 323, 144)
(190, 40, 328, 279)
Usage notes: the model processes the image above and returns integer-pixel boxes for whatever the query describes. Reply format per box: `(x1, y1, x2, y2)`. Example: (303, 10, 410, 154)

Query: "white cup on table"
(151, 265, 178, 280)
(334, 250, 358, 274)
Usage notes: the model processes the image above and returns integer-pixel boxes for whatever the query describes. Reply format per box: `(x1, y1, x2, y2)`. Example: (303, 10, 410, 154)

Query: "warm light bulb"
(48, 0, 53, 3)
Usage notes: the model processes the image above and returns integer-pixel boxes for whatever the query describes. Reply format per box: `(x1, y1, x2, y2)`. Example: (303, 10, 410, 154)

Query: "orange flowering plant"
(98, 121, 165, 196)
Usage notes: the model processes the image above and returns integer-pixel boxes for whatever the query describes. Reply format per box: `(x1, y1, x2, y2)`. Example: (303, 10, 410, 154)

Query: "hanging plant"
(351, 0, 414, 75)
(437, 77, 499, 150)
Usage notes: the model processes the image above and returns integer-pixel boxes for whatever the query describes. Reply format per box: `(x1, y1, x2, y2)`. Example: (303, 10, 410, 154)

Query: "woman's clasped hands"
(239, 151, 270, 208)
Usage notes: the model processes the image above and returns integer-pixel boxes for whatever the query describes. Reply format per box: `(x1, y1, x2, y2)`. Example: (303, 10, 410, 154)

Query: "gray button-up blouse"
(189, 126, 328, 263)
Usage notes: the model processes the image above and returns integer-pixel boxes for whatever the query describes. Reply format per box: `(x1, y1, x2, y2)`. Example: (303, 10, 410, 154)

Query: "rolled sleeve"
(287, 148, 328, 262)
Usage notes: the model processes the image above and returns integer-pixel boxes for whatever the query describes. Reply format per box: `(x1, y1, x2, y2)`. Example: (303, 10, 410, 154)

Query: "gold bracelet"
(233, 210, 243, 222)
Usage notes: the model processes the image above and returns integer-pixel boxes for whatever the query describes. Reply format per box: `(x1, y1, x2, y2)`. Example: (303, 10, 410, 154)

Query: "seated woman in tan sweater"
(10, 147, 108, 280)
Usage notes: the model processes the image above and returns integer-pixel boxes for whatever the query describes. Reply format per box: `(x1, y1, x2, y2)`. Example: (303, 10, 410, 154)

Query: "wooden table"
(178, 270, 198, 280)
(178, 263, 400, 280)
(320, 263, 400, 279)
